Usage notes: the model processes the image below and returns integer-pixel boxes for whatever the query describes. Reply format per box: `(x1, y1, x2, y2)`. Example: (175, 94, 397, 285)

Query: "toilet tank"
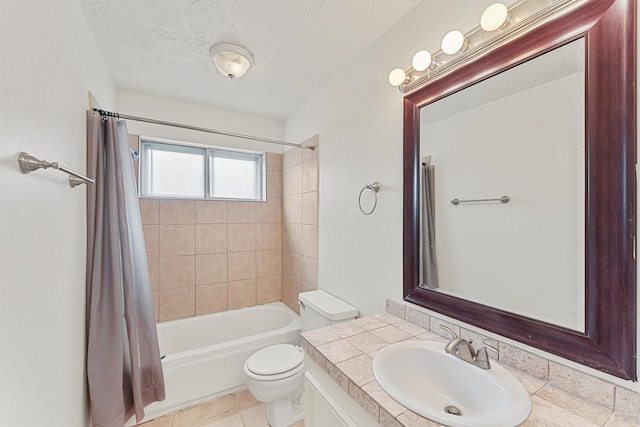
(298, 290, 358, 332)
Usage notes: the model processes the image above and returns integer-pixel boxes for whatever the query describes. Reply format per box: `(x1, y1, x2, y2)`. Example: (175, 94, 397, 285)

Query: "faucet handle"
(476, 342, 499, 360)
(440, 325, 459, 339)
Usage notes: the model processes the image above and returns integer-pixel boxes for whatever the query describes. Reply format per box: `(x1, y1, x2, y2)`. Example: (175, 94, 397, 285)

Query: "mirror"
(419, 39, 585, 332)
(403, 0, 636, 380)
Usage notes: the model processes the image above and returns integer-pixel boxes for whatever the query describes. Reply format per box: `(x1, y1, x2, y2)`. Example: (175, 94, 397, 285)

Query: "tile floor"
(138, 390, 304, 427)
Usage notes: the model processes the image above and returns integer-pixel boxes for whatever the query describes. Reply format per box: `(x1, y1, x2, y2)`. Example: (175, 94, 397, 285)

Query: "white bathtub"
(140, 302, 301, 422)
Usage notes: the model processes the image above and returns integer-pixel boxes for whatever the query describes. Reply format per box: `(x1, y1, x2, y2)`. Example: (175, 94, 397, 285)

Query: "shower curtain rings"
(358, 181, 381, 215)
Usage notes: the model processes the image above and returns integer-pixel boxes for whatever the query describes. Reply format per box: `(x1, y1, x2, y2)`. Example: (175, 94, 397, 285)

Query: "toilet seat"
(245, 344, 304, 380)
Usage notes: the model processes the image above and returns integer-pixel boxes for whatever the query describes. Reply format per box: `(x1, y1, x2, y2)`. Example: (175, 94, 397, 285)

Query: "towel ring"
(359, 182, 381, 215)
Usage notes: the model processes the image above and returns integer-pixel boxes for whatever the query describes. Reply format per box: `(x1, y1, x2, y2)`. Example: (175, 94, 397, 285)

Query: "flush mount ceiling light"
(209, 43, 254, 79)
(481, 3, 510, 32)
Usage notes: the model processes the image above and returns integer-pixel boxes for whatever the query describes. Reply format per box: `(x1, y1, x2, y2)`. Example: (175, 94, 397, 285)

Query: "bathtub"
(140, 301, 301, 422)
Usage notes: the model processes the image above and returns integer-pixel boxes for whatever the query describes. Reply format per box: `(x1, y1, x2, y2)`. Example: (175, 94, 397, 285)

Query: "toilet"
(244, 290, 358, 427)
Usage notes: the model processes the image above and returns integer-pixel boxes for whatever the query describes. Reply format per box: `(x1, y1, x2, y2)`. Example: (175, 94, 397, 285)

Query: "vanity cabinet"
(304, 356, 380, 427)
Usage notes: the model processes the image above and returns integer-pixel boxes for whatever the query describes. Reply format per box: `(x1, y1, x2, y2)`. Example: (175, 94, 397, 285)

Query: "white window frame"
(139, 138, 266, 201)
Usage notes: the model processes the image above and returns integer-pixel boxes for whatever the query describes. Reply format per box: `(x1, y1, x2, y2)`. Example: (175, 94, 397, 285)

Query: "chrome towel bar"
(451, 195, 510, 206)
(18, 152, 95, 187)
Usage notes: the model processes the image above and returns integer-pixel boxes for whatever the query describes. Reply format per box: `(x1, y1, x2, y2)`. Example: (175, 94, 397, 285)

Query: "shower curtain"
(421, 161, 439, 288)
(86, 111, 165, 427)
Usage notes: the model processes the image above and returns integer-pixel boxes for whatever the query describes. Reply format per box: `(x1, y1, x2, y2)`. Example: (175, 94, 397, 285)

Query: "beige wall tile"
(302, 191, 318, 225)
(256, 249, 281, 277)
(195, 224, 227, 254)
(290, 280, 302, 314)
(344, 331, 388, 354)
(139, 199, 159, 224)
(195, 200, 227, 223)
(499, 343, 549, 381)
(362, 380, 407, 418)
(405, 305, 429, 328)
(283, 147, 302, 170)
(288, 251, 302, 283)
(227, 251, 256, 281)
(302, 224, 318, 258)
(266, 169, 282, 197)
(286, 193, 302, 224)
(228, 279, 256, 310)
(152, 290, 159, 322)
(284, 223, 302, 254)
(159, 224, 195, 256)
(195, 283, 227, 315)
(227, 201, 256, 223)
(302, 157, 318, 193)
(256, 223, 281, 249)
(548, 362, 615, 409)
(289, 163, 302, 195)
(256, 196, 281, 223)
(266, 152, 282, 171)
(281, 276, 293, 310)
(147, 257, 159, 291)
(257, 276, 281, 304)
(228, 223, 256, 252)
(158, 256, 195, 289)
(326, 361, 348, 392)
(386, 300, 406, 319)
(143, 224, 160, 258)
(302, 256, 318, 290)
(195, 253, 227, 285)
(614, 386, 640, 422)
(370, 325, 411, 344)
(159, 287, 195, 321)
(429, 317, 460, 339)
(159, 200, 195, 224)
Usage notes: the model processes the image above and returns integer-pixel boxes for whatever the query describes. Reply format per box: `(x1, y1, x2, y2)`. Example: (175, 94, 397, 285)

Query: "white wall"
(284, 0, 502, 316)
(116, 90, 284, 154)
(0, 1, 115, 426)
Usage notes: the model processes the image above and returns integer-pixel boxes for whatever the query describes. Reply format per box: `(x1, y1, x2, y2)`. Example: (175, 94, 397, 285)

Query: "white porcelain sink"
(373, 340, 531, 427)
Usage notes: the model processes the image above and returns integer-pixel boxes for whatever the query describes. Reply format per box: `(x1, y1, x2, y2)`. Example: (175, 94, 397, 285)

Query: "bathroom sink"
(373, 340, 531, 427)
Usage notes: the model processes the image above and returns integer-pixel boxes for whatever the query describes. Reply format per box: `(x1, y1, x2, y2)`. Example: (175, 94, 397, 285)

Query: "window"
(139, 140, 264, 201)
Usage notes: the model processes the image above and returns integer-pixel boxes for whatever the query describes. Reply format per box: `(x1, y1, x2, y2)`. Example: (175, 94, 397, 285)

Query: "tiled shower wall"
(135, 135, 320, 322)
(282, 136, 319, 313)
(139, 152, 284, 322)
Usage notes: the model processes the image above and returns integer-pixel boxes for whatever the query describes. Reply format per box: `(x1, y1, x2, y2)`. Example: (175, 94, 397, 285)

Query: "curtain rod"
(92, 108, 314, 151)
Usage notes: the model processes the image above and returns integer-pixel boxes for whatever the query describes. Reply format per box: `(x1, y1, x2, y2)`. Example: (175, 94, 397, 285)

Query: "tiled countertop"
(300, 313, 639, 427)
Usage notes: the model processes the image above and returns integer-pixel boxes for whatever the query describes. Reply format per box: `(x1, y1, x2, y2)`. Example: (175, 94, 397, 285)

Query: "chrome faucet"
(440, 325, 498, 370)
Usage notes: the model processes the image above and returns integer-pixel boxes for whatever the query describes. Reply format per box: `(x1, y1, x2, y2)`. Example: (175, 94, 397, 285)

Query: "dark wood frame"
(403, 0, 637, 380)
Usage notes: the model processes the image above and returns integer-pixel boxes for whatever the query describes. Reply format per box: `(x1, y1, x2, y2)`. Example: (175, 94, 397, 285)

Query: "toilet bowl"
(244, 290, 358, 426)
(243, 344, 305, 427)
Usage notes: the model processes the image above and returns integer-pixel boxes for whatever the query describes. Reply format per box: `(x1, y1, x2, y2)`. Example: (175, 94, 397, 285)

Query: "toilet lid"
(246, 344, 304, 376)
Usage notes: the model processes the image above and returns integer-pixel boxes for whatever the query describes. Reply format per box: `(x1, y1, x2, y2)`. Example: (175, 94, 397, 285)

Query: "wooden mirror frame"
(403, 0, 636, 380)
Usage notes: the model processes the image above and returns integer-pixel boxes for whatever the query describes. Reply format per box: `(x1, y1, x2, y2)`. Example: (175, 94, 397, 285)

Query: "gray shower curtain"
(421, 161, 439, 288)
(86, 111, 165, 427)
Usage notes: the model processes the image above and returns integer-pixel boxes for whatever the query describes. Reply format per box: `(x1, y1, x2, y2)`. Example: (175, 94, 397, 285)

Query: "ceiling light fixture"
(209, 43, 254, 79)
(387, 0, 562, 91)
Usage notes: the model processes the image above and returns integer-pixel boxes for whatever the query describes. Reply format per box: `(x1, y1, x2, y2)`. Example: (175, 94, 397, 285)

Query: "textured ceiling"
(78, 0, 421, 119)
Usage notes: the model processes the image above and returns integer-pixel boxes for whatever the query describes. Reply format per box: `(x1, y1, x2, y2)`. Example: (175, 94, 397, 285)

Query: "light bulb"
(412, 50, 433, 72)
(388, 68, 408, 87)
(481, 3, 509, 32)
(441, 30, 467, 55)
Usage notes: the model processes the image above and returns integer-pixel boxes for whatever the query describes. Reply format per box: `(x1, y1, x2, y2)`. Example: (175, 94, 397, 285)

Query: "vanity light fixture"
(388, 67, 410, 87)
(412, 50, 434, 72)
(481, 3, 510, 32)
(210, 43, 254, 79)
(387, 0, 558, 91)
(441, 30, 468, 55)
